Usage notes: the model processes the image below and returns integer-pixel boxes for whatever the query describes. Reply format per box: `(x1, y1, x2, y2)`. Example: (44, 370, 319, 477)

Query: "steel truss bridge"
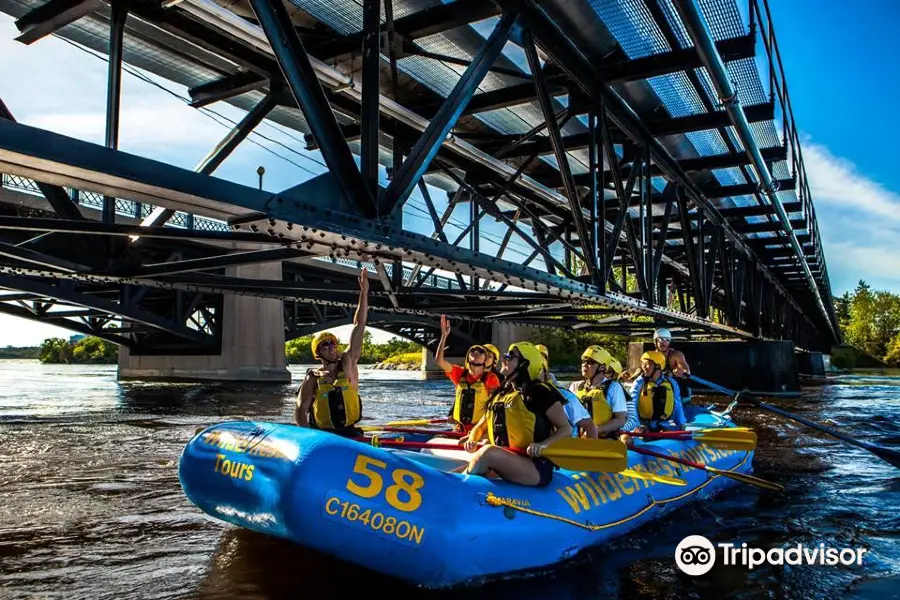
(0, 0, 839, 356)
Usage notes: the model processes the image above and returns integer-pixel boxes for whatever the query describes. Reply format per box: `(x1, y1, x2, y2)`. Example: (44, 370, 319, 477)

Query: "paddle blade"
(621, 467, 687, 487)
(707, 466, 784, 492)
(872, 445, 900, 469)
(542, 438, 628, 473)
(692, 428, 758, 451)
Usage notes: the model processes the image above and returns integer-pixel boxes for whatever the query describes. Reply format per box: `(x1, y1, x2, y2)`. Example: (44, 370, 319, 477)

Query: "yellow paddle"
(530, 437, 629, 472)
(625, 427, 758, 451)
(364, 436, 629, 474)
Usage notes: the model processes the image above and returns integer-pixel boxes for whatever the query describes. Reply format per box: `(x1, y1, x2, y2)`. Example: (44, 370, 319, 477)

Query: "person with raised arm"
(295, 269, 369, 436)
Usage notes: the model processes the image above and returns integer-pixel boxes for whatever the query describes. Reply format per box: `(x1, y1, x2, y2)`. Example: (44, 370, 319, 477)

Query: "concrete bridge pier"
(118, 262, 292, 383)
(627, 340, 800, 394)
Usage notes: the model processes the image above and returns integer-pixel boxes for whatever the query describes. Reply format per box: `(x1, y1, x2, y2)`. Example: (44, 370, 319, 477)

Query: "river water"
(0, 360, 898, 600)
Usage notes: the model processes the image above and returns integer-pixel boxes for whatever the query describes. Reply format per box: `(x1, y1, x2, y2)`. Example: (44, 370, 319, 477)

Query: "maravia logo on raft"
(674, 535, 868, 576)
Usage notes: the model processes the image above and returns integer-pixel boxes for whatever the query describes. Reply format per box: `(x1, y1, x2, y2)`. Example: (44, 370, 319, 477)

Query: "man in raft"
(653, 327, 692, 404)
(538, 344, 597, 439)
(568, 345, 630, 439)
(294, 269, 369, 436)
(434, 315, 500, 433)
(460, 342, 572, 487)
(630, 350, 686, 432)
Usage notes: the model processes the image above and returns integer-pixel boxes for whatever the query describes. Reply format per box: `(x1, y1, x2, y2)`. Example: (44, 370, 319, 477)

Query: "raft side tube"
(179, 415, 756, 588)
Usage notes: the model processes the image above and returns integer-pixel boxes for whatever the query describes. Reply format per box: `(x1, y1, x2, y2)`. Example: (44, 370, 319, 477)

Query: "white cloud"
(802, 136, 900, 294)
(0, 16, 257, 166)
(804, 140, 900, 226)
(27, 104, 232, 154)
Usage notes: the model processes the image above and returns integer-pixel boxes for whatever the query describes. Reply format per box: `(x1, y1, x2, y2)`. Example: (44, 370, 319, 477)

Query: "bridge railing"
(0, 172, 231, 232)
(1, 172, 467, 291)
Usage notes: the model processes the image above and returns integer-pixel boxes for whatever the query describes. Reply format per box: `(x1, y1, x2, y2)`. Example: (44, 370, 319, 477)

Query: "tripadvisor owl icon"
(675, 535, 716, 576)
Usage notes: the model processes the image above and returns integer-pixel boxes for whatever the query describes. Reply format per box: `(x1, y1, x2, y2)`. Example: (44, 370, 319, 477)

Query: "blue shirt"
(606, 378, 640, 432)
(630, 373, 686, 429)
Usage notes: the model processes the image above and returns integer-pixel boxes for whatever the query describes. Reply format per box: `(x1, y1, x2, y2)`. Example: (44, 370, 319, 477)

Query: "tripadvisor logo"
(675, 535, 868, 576)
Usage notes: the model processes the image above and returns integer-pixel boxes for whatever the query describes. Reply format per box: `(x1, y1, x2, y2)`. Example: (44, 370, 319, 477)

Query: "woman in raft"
(434, 315, 500, 433)
(459, 341, 572, 487)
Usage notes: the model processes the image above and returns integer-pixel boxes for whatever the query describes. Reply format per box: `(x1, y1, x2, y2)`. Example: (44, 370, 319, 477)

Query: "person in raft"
(461, 342, 572, 487)
(434, 315, 501, 433)
(568, 345, 630, 439)
(294, 269, 369, 436)
(537, 344, 597, 439)
(605, 354, 640, 446)
(630, 350, 686, 432)
(653, 327, 692, 404)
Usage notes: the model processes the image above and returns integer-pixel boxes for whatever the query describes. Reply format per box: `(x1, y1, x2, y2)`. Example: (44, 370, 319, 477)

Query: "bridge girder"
(0, 0, 838, 352)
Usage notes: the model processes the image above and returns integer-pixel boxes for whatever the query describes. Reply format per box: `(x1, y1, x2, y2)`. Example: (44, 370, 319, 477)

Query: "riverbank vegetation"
(38, 336, 117, 364)
(285, 331, 422, 365)
(0, 346, 39, 359)
(834, 280, 900, 367)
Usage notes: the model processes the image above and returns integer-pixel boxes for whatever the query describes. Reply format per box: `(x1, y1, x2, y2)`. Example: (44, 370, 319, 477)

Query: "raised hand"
(440, 314, 451, 338)
(359, 268, 369, 294)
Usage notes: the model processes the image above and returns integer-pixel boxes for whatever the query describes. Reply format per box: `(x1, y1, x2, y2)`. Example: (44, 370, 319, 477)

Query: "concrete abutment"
(118, 262, 291, 383)
(628, 339, 800, 393)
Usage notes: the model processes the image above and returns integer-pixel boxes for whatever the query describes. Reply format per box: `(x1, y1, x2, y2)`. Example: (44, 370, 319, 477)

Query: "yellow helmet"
(483, 343, 500, 366)
(641, 350, 667, 370)
(507, 342, 544, 381)
(581, 345, 612, 366)
(536, 344, 549, 369)
(464, 345, 489, 371)
(607, 356, 623, 374)
(311, 331, 339, 359)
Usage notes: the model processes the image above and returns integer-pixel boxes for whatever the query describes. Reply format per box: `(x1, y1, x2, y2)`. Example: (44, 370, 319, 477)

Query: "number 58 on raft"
(345, 454, 425, 512)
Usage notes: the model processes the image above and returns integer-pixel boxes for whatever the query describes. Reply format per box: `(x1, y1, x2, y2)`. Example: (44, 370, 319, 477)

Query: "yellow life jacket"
(637, 377, 675, 422)
(452, 377, 489, 427)
(486, 381, 554, 449)
(574, 380, 613, 425)
(310, 369, 361, 430)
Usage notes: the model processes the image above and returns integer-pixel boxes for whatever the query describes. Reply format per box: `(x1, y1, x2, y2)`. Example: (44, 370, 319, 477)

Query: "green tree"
(39, 337, 73, 364)
(72, 336, 117, 363)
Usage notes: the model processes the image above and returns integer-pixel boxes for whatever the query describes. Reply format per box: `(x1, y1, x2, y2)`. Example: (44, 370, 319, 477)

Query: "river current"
(0, 360, 898, 599)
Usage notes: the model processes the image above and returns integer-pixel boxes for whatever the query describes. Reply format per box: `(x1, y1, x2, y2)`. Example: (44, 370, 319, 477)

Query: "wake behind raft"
(178, 407, 755, 588)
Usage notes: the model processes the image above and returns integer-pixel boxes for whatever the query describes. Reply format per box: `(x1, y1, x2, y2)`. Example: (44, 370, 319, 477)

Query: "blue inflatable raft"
(179, 408, 754, 588)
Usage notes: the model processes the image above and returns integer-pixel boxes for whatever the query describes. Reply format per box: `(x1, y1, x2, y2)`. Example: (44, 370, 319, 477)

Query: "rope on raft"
(484, 451, 753, 531)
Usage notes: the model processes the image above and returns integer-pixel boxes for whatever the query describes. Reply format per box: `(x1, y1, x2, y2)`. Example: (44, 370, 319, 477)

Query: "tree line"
(834, 280, 900, 367)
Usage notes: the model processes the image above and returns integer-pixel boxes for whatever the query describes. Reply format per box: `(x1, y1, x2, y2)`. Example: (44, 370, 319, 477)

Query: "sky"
(1, 0, 899, 345)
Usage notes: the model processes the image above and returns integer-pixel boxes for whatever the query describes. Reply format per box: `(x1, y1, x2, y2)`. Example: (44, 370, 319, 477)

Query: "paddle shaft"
(365, 426, 464, 437)
(357, 437, 523, 454)
(630, 446, 710, 471)
(690, 374, 900, 466)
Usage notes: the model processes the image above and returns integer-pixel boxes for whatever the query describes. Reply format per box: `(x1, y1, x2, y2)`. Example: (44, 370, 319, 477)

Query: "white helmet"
(653, 328, 672, 341)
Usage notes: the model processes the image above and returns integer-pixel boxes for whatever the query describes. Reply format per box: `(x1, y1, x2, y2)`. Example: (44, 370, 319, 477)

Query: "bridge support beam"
(118, 261, 291, 383)
(628, 339, 799, 394)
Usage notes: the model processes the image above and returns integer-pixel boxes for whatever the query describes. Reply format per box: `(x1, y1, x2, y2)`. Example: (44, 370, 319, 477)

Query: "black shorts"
(533, 457, 556, 487)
